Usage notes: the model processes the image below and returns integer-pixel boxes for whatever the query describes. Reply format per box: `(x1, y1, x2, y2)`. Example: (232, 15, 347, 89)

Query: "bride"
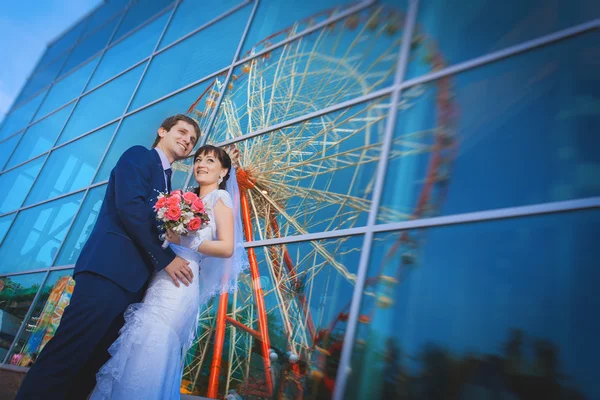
(90, 145, 247, 399)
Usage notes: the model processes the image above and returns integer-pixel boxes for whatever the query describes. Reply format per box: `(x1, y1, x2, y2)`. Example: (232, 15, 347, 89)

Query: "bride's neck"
(198, 183, 219, 198)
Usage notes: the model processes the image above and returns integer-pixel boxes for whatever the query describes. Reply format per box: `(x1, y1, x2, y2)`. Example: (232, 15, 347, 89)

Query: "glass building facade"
(0, 0, 599, 398)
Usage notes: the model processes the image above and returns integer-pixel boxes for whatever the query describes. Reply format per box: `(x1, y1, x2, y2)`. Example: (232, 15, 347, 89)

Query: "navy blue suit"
(16, 146, 177, 400)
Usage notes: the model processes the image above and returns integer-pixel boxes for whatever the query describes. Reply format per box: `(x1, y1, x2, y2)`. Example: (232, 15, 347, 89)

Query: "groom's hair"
(152, 114, 201, 148)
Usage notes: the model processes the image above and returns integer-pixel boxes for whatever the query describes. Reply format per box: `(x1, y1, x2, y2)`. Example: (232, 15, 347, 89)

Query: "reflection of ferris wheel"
(175, 4, 458, 398)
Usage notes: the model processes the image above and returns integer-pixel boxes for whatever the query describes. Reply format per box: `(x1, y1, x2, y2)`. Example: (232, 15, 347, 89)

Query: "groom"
(15, 114, 200, 400)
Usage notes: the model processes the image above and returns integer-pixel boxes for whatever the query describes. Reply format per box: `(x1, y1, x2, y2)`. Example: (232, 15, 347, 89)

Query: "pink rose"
(191, 198, 205, 213)
(171, 190, 183, 196)
(187, 217, 201, 232)
(167, 194, 181, 207)
(183, 191, 198, 205)
(154, 196, 167, 209)
(165, 205, 181, 221)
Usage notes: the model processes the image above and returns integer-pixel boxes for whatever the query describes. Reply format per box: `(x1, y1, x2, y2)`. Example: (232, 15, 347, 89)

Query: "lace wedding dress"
(90, 189, 233, 400)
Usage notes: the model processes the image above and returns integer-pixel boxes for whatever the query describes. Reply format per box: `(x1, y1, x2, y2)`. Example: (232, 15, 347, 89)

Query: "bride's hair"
(192, 145, 232, 194)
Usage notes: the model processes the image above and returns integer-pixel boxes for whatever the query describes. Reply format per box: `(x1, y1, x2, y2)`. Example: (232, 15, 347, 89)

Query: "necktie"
(165, 168, 173, 193)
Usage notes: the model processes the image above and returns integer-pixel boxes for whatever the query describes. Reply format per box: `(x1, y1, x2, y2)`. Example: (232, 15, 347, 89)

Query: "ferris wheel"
(171, 4, 458, 398)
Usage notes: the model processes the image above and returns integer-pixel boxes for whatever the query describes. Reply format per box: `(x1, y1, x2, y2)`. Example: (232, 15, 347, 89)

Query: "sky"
(0, 0, 103, 123)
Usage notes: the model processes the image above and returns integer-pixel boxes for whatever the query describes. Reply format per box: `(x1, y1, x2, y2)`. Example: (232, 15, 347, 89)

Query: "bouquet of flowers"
(154, 190, 210, 245)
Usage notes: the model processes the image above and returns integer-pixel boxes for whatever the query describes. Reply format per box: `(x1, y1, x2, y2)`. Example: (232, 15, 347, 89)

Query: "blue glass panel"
(6, 269, 75, 367)
(209, 3, 407, 143)
(379, 32, 600, 224)
(0, 273, 45, 361)
(36, 57, 99, 118)
(25, 123, 116, 205)
(240, 0, 356, 58)
(55, 185, 107, 266)
(0, 157, 46, 214)
(407, 0, 600, 78)
(0, 91, 47, 141)
(159, 0, 242, 49)
(58, 63, 146, 145)
(88, 13, 168, 89)
(60, 17, 120, 77)
(83, 1, 127, 37)
(16, 53, 70, 107)
(0, 134, 22, 171)
(112, 0, 174, 43)
(0, 193, 84, 274)
(6, 104, 75, 169)
(0, 213, 16, 244)
(95, 78, 217, 182)
(349, 210, 600, 400)
(40, 18, 89, 71)
(130, 4, 251, 111)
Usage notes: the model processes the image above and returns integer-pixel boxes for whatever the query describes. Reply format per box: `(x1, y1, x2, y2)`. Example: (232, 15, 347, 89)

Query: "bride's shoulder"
(214, 190, 233, 208)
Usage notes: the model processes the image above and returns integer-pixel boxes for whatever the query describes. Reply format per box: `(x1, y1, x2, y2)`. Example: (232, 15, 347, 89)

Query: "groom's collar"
(153, 147, 171, 170)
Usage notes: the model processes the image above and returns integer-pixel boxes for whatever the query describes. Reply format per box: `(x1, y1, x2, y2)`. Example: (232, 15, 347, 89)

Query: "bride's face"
(194, 151, 227, 186)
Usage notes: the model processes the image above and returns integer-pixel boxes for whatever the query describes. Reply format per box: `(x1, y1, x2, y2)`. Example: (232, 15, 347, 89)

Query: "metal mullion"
(182, 0, 261, 190)
(106, 2, 175, 49)
(0, 152, 49, 177)
(2, 270, 51, 364)
(44, 1, 184, 274)
(332, 0, 419, 397)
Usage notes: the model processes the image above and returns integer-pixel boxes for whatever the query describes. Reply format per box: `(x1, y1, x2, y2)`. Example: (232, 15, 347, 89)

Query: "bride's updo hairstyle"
(193, 145, 232, 193)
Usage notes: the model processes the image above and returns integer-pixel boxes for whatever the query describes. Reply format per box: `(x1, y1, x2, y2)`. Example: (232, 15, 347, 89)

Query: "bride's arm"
(196, 199, 234, 258)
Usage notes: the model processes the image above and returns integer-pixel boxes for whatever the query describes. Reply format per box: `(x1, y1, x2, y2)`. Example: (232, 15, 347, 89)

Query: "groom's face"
(157, 120, 198, 162)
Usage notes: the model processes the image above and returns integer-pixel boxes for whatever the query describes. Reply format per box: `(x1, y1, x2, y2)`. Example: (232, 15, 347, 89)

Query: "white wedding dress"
(91, 189, 233, 400)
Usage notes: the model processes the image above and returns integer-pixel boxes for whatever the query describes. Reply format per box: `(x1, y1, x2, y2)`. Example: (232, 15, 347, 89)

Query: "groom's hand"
(164, 257, 193, 287)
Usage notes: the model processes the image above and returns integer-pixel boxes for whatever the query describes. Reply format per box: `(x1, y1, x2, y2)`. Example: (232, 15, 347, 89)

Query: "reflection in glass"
(181, 235, 363, 398)
(55, 185, 107, 266)
(36, 57, 99, 118)
(0, 273, 45, 362)
(7, 104, 75, 169)
(129, 4, 251, 111)
(0, 193, 84, 274)
(0, 213, 16, 244)
(379, 32, 600, 224)
(210, 3, 406, 142)
(0, 90, 47, 141)
(0, 134, 22, 170)
(94, 76, 223, 183)
(58, 63, 146, 145)
(407, 0, 600, 78)
(0, 157, 46, 214)
(25, 124, 115, 205)
(205, 97, 390, 239)
(7, 270, 75, 368)
(159, 0, 243, 49)
(89, 13, 168, 89)
(348, 210, 600, 399)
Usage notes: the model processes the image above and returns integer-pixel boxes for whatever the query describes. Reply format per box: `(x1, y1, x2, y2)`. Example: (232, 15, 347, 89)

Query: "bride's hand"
(165, 229, 181, 245)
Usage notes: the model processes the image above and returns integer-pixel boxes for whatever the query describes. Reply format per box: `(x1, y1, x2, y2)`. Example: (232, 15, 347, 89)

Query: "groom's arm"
(113, 146, 176, 271)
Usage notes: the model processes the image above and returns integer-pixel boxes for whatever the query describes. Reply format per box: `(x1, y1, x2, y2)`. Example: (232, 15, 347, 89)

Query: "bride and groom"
(16, 114, 247, 400)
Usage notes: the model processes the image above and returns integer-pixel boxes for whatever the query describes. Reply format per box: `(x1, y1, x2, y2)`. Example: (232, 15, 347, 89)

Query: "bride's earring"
(218, 176, 223, 185)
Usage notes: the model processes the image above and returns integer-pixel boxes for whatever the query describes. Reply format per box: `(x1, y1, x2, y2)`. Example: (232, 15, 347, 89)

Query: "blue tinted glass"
(7, 104, 75, 169)
(94, 78, 215, 182)
(159, 0, 242, 49)
(0, 273, 45, 359)
(130, 4, 251, 111)
(6, 269, 75, 368)
(407, 0, 600, 78)
(55, 185, 107, 266)
(58, 63, 146, 144)
(17, 53, 70, 106)
(36, 57, 99, 118)
(0, 91, 47, 141)
(0, 213, 16, 244)
(0, 134, 22, 171)
(83, 2, 127, 36)
(41, 19, 89, 70)
(349, 210, 600, 400)
(112, 0, 174, 43)
(89, 13, 168, 89)
(0, 193, 84, 274)
(0, 156, 46, 214)
(240, 0, 355, 57)
(60, 17, 120, 77)
(379, 32, 600, 224)
(25, 124, 116, 206)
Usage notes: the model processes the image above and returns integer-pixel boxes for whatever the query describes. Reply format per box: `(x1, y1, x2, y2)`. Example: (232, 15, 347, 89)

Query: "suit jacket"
(74, 146, 176, 292)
